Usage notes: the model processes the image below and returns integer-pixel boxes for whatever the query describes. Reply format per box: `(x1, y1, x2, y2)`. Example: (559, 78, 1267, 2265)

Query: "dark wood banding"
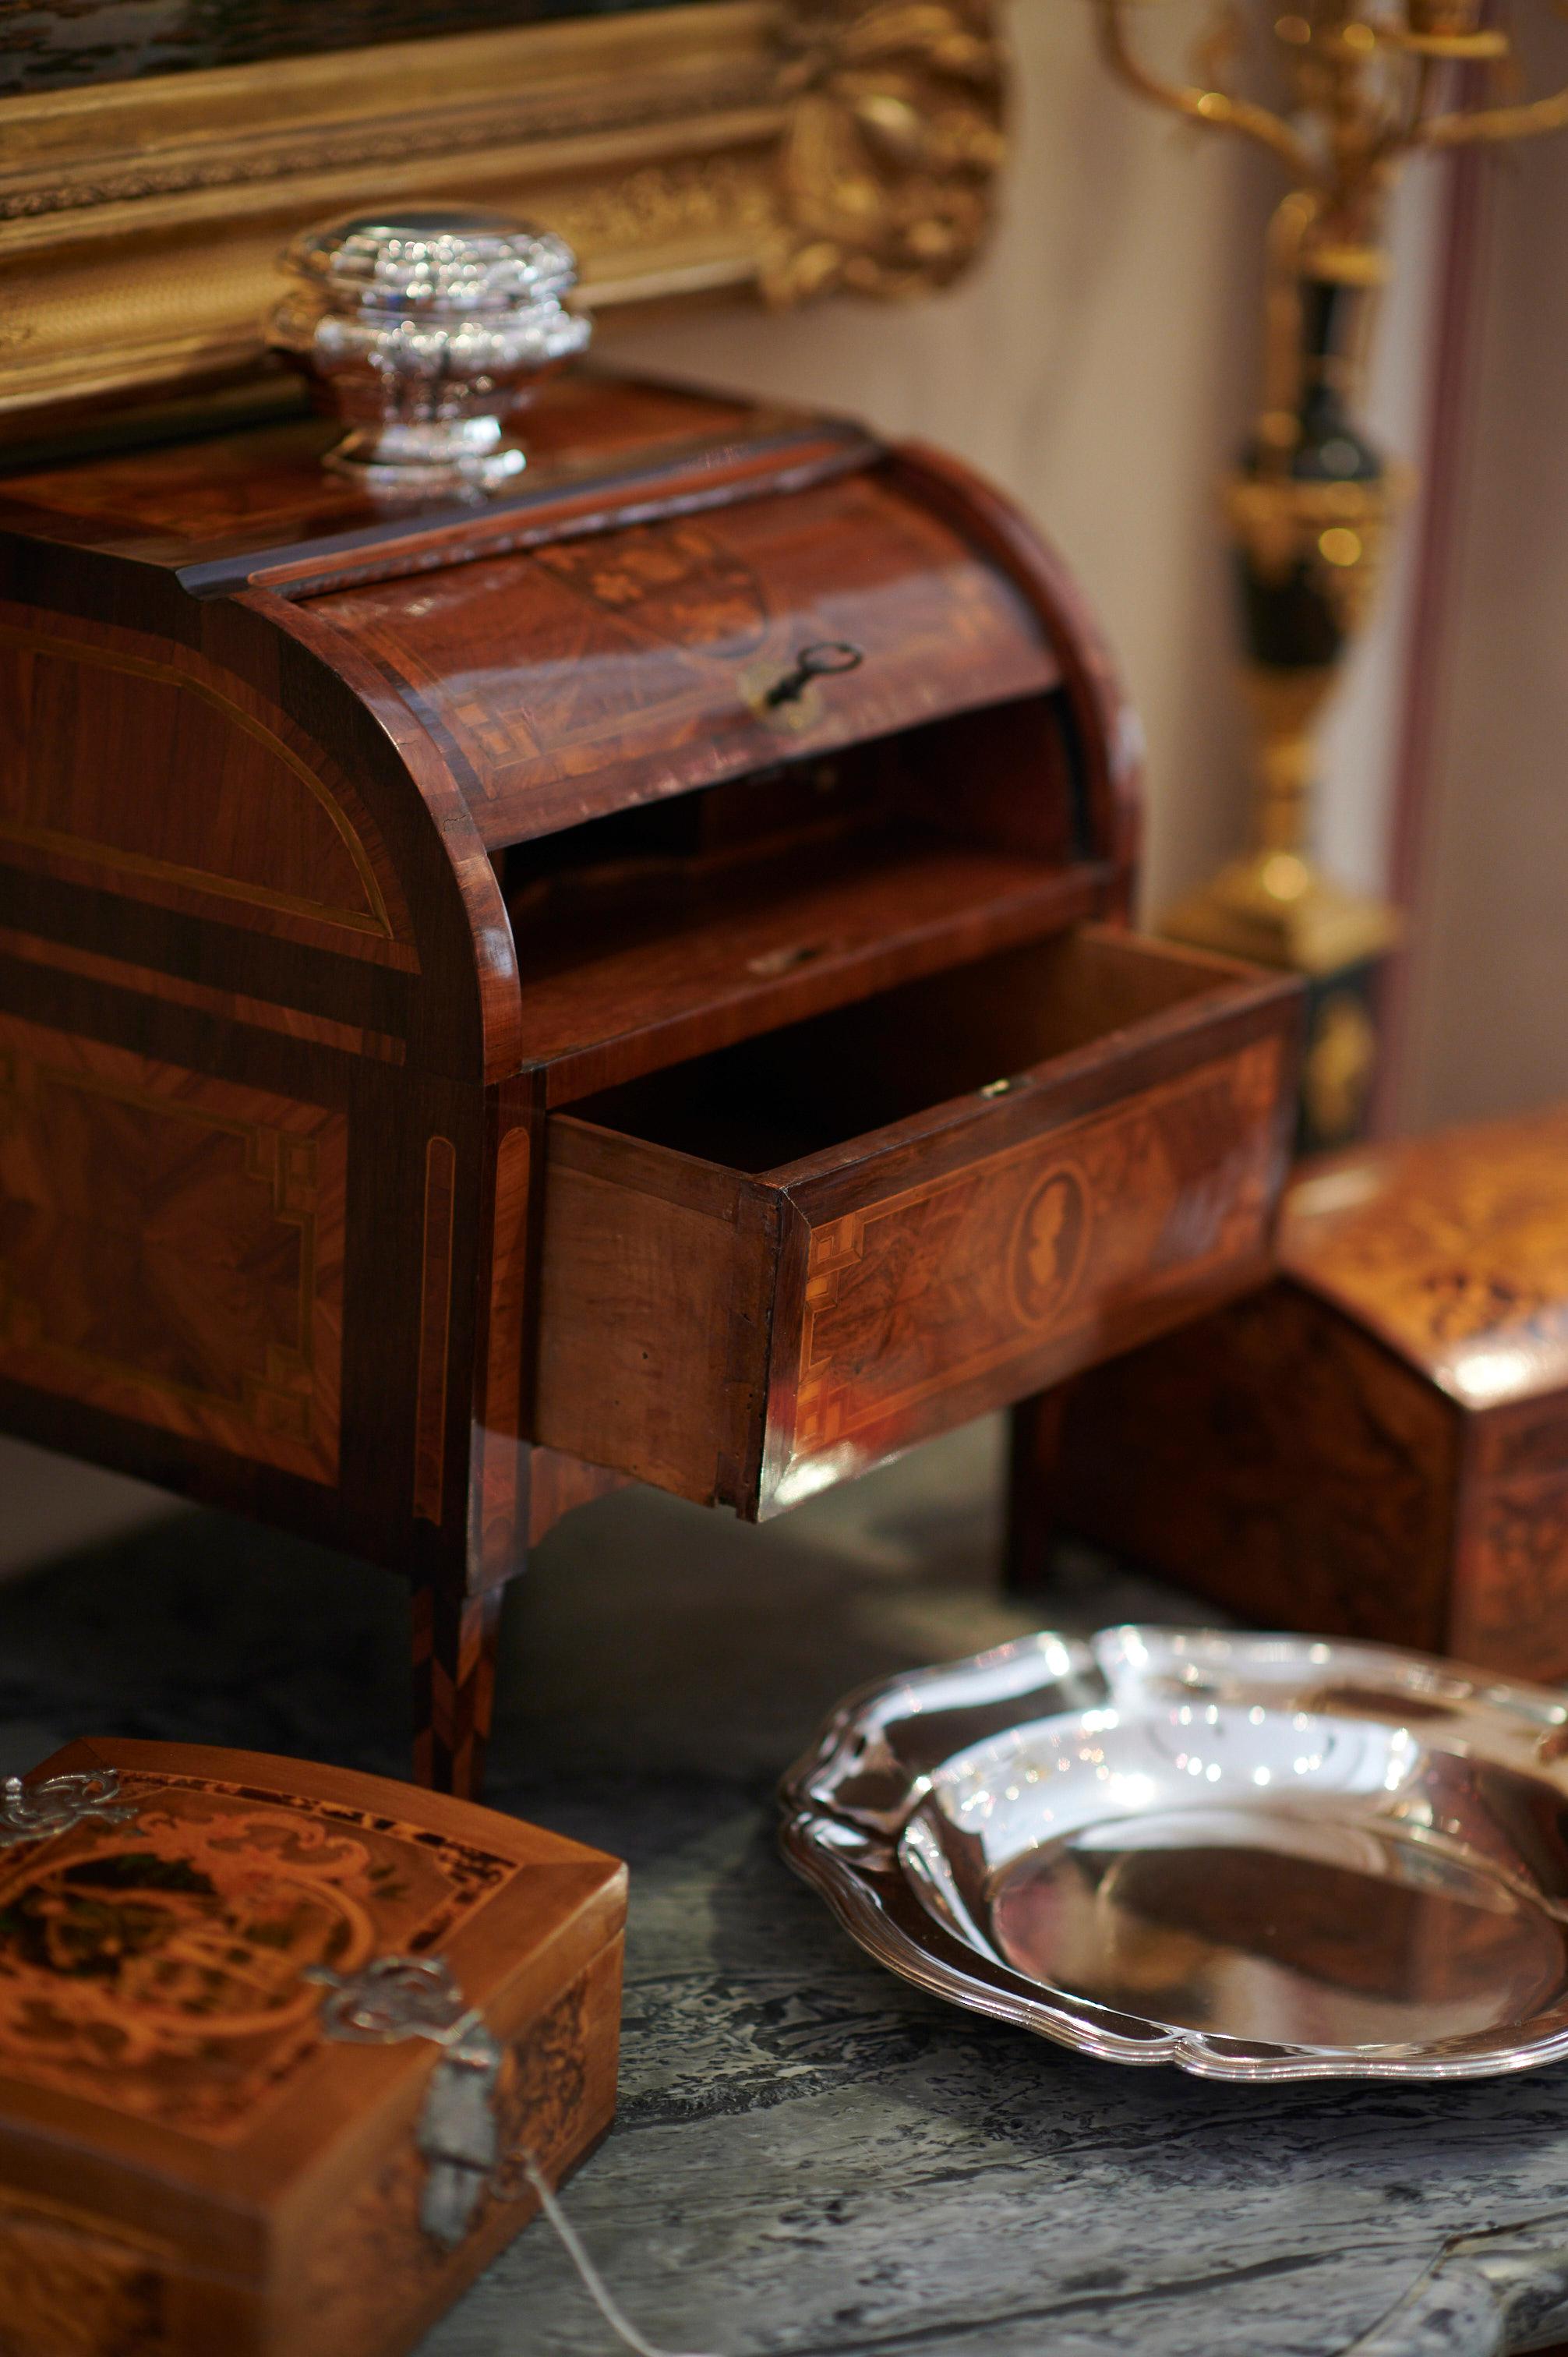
(0, 925, 406, 1062)
(414, 1134, 458, 1526)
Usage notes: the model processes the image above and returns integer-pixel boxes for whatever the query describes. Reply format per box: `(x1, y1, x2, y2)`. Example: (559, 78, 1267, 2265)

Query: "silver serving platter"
(779, 1626, 1568, 2083)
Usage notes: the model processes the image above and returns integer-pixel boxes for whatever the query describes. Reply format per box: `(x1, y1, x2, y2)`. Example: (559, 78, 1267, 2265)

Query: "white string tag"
(516, 2151, 724, 2357)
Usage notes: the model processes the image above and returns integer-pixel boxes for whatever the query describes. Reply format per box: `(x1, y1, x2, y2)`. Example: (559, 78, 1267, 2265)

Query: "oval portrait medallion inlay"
(1008, 1164, 1091, 1328)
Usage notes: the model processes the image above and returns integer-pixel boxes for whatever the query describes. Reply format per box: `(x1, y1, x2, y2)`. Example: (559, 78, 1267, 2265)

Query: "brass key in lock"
(761, 641, 864, 709)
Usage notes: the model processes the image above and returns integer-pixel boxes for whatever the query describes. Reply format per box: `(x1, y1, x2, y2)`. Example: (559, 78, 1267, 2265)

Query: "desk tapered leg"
(1005, 1388, 1069, 1593)
(411, 1578, 507, 1798)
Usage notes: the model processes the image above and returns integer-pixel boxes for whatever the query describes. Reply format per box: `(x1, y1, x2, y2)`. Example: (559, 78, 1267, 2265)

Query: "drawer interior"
(569, 928, 1249, 1175)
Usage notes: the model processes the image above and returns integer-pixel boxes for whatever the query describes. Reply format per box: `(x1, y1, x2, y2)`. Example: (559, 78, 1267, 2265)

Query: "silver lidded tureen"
(269, 206, 592, 497)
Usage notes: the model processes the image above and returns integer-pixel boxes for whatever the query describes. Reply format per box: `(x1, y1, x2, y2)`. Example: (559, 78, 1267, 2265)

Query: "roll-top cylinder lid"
(301, 456, 1064, 850)
(0, 370, 1069, 853)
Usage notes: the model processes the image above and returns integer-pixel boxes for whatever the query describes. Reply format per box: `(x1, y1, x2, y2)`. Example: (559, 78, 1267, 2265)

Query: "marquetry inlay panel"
(0, 1015, 344, 1482)
(791, 1039, 1284, 1463)
(0, 606, 416, 967)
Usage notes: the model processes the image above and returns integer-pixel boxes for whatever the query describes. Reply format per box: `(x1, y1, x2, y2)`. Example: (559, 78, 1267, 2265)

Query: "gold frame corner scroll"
(0, 0, 1008, 430)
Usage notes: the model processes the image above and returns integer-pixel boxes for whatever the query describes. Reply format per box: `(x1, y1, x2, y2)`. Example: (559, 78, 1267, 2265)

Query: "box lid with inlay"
(0, 1736, 625, 2357)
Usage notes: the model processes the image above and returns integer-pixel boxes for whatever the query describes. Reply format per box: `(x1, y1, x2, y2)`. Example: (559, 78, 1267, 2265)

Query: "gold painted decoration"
(1301, 986, 1379, 1147)
(1095, 0, 1568, 1145)
(1095, 0, 1568, 211)
(765, 0, 1006, 302)
(0, 0, 1008, 435)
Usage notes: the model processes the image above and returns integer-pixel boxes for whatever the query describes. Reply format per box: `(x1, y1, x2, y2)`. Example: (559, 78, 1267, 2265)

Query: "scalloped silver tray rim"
(777, 1624, 1568, 2085)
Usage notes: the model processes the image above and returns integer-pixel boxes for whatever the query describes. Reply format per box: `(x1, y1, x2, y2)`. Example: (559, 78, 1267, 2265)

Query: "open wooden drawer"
(532, 927, 1302, 1517)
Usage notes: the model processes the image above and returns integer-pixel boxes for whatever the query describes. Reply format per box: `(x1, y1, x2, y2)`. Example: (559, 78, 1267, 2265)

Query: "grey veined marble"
(5, 1420, 1568, 2357)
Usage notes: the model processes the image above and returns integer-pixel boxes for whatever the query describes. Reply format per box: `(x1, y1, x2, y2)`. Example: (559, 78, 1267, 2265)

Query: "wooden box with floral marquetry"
(0, 1737, 624, 2357)
(1036, 1108, 1568, 1679)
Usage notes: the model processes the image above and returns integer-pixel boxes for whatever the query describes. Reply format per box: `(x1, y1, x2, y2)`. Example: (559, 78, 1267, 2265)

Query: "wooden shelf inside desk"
(509, 829, 1110, 1102)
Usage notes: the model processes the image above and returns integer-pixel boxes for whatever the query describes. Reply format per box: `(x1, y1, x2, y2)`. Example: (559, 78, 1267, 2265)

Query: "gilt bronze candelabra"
(1097, 0, 1568, 1148)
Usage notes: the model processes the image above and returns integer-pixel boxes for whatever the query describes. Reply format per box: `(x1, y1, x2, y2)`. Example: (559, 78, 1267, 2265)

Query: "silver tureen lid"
(281, 207, 581, 314)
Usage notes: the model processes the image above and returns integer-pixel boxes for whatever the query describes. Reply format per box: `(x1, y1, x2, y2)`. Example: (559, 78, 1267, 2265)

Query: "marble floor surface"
(5, 1420, 1568, 2357)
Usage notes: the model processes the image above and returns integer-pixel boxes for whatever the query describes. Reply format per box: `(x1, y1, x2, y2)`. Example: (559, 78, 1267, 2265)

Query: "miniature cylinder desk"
(0, 365, 1303, 1791)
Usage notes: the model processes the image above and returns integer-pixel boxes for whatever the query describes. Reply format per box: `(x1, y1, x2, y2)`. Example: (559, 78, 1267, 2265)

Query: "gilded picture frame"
(0, 0, 1007, 436)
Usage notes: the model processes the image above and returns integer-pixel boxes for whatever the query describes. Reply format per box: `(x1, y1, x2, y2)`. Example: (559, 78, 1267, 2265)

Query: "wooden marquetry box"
(0, 1737, 625, 2357)
(0, 367, 1303, 1790)
(1035, 1108, 1568, 1678)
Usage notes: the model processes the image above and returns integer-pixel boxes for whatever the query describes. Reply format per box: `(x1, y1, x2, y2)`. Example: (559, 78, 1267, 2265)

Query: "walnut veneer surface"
(0, 366, 1302, 1793)
(2, 1434, 1566, 2357)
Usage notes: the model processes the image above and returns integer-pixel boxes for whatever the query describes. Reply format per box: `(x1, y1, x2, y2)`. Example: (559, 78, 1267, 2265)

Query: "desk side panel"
(0, 570, 514, 1581)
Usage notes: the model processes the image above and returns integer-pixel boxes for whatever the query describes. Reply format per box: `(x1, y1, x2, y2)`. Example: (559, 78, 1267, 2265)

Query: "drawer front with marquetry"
(764, 1033, 1287, 1508)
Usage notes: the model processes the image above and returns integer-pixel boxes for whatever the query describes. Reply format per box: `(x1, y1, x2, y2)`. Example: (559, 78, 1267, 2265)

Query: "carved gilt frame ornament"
(0, 0, 1008, 436)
